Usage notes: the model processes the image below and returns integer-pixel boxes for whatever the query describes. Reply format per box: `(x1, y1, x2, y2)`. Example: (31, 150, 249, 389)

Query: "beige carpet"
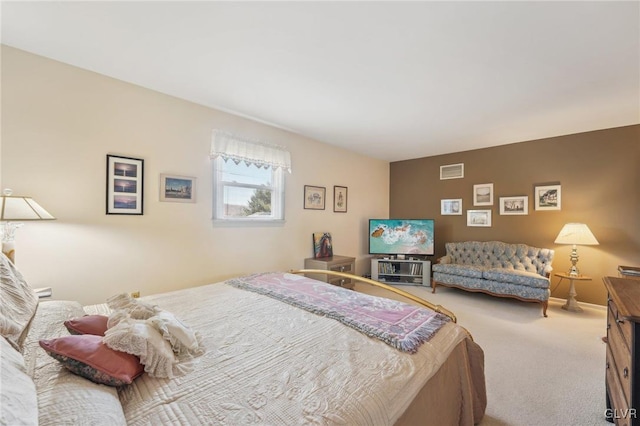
(354, 282, 609, 426)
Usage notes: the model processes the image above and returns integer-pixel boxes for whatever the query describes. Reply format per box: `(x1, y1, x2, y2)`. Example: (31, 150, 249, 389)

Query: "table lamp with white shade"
(554, 223, 599, 277)
(0, 189, 55, 263)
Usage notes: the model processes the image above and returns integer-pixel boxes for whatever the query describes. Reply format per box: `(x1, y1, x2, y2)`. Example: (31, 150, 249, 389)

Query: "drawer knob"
(624, 367, 629, 378)
(607, 323, 611, 330)
(616, 318, 625, 325)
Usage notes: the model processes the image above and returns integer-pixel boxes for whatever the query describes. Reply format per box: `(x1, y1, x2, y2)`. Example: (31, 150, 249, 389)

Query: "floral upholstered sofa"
(431, 241, 554, 316)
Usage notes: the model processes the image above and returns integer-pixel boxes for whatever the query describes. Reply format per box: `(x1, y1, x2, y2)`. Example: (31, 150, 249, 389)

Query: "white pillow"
(0, 336, 38, 425)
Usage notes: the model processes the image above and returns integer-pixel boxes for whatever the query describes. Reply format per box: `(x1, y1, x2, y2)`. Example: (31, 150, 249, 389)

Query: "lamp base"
(568, 245, 580, 277)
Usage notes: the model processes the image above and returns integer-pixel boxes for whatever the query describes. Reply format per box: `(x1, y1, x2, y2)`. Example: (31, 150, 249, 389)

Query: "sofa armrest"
(437, 255, 452, 264)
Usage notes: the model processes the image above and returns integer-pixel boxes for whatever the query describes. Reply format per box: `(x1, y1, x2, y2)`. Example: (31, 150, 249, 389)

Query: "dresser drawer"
(610, 300, 633, 349)
(607, 344, 632, 421)
(330, 262, 353, 274)
(609, 310, 633, 404)
(328, 276, 354, 289)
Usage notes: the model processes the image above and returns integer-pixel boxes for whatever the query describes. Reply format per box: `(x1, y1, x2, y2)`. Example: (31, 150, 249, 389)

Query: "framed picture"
(160, 174, 196, 203)
(499, 196, 528, 215)
(473, 183, 494, 206)
(534, 184, 561, 211)
(467, 210, 492, 227)
(313, 232, 333, 258)
(333, 186, 348, 213)
(106, 155, 143, 215)
(304, 185, 326, 210)
(441, 199, 462, 215)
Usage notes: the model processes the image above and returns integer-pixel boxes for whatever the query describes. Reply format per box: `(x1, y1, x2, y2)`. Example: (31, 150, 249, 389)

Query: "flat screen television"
(368, 219, 435, 256)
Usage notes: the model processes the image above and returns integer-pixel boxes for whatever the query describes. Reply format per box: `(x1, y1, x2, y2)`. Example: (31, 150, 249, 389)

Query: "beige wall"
(1, 46, 389, 305)
(390, 125, 640, 306)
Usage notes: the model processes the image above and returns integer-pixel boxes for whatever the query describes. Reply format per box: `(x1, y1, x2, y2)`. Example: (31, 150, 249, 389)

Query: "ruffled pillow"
(106, 293, 158, 319)
(39, 335, 144, 386)
(64, 315, 109, 336)
(149, 310, 205, 359)
(103, 293, 205, 378)
(102, 316, 179, 378)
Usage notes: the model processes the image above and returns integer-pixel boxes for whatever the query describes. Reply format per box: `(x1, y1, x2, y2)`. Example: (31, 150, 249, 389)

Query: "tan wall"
(1, 46, 389, 305)
(390, 125, 640, 306)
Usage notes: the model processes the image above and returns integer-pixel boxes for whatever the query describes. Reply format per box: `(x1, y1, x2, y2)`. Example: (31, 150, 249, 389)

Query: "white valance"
(210, 130, 291, 172)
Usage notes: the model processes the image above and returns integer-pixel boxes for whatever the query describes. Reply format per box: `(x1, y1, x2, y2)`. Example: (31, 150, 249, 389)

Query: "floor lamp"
(0, 189, 55, 263)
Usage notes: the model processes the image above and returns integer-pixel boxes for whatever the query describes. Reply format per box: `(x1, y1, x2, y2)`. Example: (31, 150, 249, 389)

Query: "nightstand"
(34, 287, 52, 299)
(304, 255, 356, 289)
(554, 273, 591, 312)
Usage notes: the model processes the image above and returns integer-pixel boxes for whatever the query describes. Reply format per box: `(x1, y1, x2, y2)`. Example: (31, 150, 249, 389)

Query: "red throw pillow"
(39, 335, 144, 386)
(64, 315, 109, 336)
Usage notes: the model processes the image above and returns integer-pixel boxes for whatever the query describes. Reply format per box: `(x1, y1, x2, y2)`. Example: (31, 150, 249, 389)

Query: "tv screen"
(369, 219, 435, 256)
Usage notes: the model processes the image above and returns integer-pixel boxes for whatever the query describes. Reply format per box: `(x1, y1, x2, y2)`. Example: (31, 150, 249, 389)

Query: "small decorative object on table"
(313, 232, 333, 258)
(618, 265, 640, 281)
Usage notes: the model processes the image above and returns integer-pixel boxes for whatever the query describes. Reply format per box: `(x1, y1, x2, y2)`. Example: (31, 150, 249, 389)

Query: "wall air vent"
(440, 163, 464, 180)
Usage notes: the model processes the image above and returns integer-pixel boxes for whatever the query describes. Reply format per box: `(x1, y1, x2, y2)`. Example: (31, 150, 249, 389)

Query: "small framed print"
(304, 185, 326, 210)
(160, 174, 196, 203)
(106, 155, 143, 215)
(467, 210, 492, 227)
(473, 183, 494, 206)
(333, 186, 347, 213)
(534, 185, 561, 211)
(441, 199, 462, 215)
(499, 196, 528, 215)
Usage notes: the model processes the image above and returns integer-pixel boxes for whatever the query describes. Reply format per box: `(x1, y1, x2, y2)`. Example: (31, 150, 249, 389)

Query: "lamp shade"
(554, 223, 599, 245)
(0, 190, 55, 221)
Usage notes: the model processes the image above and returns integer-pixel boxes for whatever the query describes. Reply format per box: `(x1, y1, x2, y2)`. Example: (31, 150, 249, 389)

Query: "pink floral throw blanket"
(227, 272, 450, 354)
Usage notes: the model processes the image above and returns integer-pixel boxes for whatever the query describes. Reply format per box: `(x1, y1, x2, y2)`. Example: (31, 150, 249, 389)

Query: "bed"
(1, 253, 486, 426)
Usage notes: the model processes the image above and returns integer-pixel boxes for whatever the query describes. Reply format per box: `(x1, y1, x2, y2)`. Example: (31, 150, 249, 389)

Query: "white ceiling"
(2, 1, 638, 162)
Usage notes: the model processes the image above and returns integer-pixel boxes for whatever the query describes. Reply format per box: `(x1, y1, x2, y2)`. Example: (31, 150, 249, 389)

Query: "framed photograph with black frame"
(304, 185, 326, 210)
(333, 185, 347, 213)
(106, 154, 144, 215)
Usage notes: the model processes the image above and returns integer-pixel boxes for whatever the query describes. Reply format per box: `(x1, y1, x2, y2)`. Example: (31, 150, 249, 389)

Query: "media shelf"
(371, 258, 431, 286)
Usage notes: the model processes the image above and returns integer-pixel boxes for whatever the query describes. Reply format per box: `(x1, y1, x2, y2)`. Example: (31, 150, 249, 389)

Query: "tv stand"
(371, 258, 431, 286)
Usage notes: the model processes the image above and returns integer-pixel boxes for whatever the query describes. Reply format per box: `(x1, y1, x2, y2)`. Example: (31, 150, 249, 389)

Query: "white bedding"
(83, 280, 468, 425)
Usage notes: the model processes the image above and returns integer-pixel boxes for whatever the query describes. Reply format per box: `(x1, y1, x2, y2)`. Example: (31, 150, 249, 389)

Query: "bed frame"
(291, 269, 458, 323)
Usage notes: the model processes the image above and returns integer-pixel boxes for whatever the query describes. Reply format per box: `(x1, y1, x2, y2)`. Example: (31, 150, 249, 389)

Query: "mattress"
(21, 274, 486, 425)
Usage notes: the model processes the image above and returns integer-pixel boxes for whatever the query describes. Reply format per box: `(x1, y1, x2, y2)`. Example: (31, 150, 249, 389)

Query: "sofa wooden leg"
(542, 301, 548, 317)
(431, 280, 437, 294)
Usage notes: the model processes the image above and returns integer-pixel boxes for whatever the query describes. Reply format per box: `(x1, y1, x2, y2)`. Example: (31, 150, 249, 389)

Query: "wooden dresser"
(604, 276, 640, 425)
(304, 255, 356, 289)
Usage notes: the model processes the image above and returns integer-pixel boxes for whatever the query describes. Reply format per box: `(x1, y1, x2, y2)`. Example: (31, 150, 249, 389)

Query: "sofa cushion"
(444, 241, 554, 276)
(432, 263, 485, 279)
(483, 268, 550, 289)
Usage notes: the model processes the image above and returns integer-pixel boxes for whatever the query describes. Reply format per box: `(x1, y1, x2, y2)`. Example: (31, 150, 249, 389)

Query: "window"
(212, 157, 285, 221)
(211, 130, 290, 222)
